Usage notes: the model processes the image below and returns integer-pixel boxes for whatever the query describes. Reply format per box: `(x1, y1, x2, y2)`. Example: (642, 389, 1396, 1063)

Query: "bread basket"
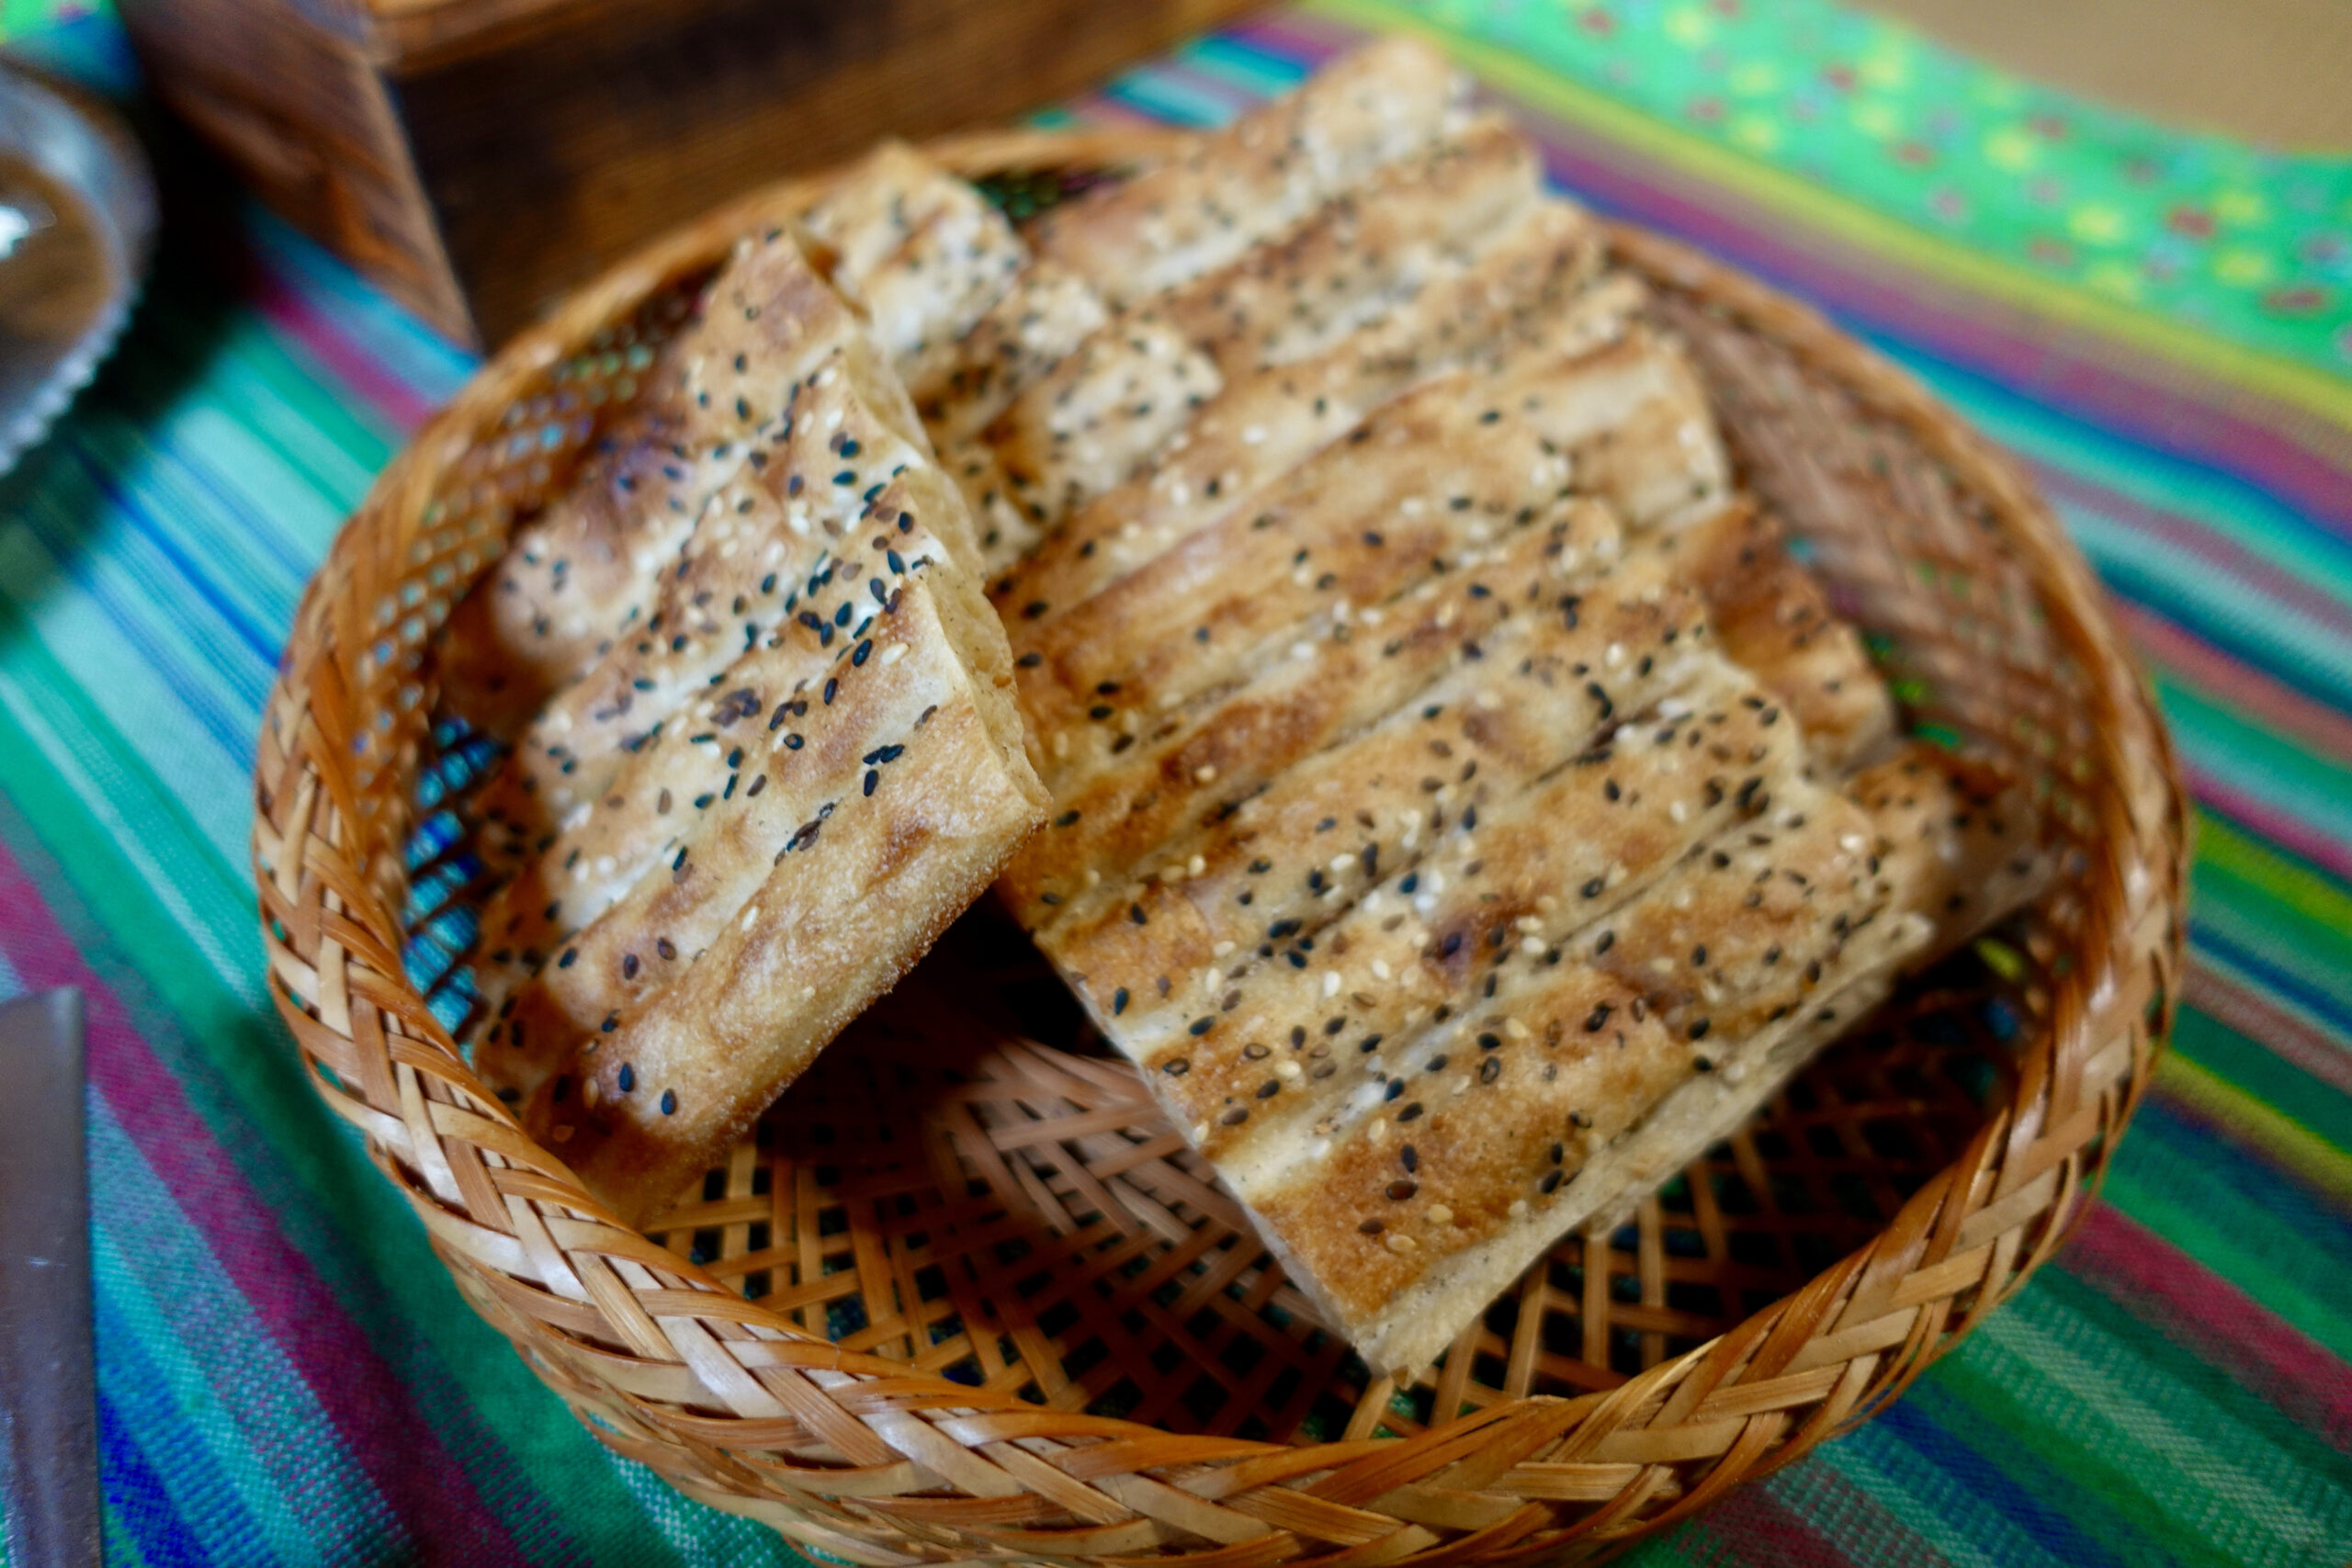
(251, 124, 2188, 1563)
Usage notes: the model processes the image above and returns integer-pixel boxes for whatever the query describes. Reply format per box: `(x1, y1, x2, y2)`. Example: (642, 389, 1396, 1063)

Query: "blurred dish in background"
(0, 62, 153, 478)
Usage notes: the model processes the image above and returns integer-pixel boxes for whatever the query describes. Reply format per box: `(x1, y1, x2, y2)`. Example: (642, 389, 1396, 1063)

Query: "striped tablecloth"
(1, 4, 2346, 1563)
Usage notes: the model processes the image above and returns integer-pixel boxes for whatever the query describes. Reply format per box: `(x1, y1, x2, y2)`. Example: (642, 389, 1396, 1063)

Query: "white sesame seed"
(1323, 972, 1341, 998)
(1195, 763, 1218, 784)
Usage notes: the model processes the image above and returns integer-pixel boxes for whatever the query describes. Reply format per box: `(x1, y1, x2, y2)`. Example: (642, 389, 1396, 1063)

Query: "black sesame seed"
(616, 1064, 636, 1093)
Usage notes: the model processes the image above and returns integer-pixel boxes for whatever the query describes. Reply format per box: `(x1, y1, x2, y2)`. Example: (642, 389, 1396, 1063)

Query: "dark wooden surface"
(119, 0, 1262, 345)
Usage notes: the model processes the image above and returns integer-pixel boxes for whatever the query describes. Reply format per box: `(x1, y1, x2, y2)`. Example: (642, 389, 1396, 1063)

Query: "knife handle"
(0, 987, 102, 1568)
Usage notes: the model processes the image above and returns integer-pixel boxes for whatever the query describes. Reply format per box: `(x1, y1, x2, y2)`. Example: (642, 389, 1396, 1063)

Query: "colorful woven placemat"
(1, 3, 2346, 1563)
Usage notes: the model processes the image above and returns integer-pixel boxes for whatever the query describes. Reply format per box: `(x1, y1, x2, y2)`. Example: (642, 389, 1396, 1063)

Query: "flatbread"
(473, 334, 968, 847)
(438, 146, 1023, 736)
(974, 199, 1609, 578)
(1026, 36, 1466, 309)
(435, 230, 872, 734)
(441, 225, 1047, 1223)
(513, 515, 1046, 1223)
(933, 56, 2043, 1382)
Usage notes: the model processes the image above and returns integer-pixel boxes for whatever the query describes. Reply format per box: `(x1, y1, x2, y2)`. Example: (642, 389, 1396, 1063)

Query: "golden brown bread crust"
(514, 536, 1046, 1225)
(435, 231, 875, 736)
(439, 220, 1047, 1222)
(476, 337, 958, 841)
(1148, 117, 1542, 378)
(1243, 774, 1888, 1354)
(1680, 505, 1897, 770)
(989, 200, 1611, 600)
(1296, 745, 2048, 1375)
(1035, 518, 1734, 1048)
(798, 141, 1027, 388)
(922, 56, 2044, 1381)
(1122, 659, 1808, 1175)
(912, 262, 1112, 451)
(1026, 36, 1467, 310)
(439, 147, 1020, 739)
(958, 117, 1544, 544)
(996, 509, 1621, 917)
(466, 470, 985, 1084)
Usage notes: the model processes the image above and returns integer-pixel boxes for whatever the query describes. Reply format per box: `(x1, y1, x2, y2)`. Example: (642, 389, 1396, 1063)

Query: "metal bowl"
(0, 62, 154, 477)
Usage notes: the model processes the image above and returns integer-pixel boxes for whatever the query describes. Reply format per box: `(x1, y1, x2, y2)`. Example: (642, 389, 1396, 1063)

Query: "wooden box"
(118, 0, 1259, 346)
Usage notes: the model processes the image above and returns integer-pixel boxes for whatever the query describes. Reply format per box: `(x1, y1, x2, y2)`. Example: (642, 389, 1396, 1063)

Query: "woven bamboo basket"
(252, 123, 2188, 1563)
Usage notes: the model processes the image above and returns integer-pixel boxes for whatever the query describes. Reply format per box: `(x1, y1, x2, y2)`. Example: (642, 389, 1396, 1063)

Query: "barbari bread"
(442, 220, 1046, 1224)
(916, 40, 2047, 1380)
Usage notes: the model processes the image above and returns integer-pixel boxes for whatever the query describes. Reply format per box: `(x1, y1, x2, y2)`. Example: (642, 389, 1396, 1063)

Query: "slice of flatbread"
(439, 147, 1023, 737)
(472, 333, 968, 845)
(1026, 36, 1467, 310)
(481, 472, 1046, 1222)
(947, 46, 2043, 1383)
(799, 141, 1029, 390)
(435, 230, 872, 733)
(958, 117, 1544, 536)
(1253, 745, 2045, 1378)
(971, 197, 1608, 576)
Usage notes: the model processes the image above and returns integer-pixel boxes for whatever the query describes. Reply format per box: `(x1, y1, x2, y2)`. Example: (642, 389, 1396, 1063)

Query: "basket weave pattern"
(252, 130, 2188, 1563)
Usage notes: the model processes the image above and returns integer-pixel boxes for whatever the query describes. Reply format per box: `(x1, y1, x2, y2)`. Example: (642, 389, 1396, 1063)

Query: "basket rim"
(251, 124, 2191, 1559)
